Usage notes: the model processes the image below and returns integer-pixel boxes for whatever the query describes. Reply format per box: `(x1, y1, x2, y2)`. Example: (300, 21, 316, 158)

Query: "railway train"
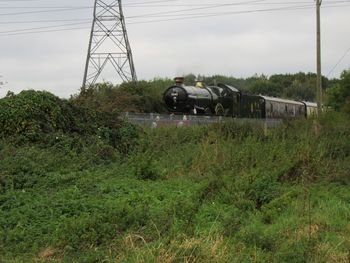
(163, 77, 318, 119)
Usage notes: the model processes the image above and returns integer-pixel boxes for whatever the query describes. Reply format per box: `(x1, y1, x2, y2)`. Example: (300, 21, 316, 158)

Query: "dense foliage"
(326, 69, 350, 114)
(0, 72, 349, 262)
(0, 107, 349, 262)
(71, 79, 172, 114)
(0, 90, 76, 137)
(70, 72, 343, 114)
(0, 90, 139, 153)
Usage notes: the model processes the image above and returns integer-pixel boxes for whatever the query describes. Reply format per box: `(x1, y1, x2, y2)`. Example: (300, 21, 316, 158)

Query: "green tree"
(249, 77, 279, 96)
(71, 79, 172, 114)
(326, 69, 350, 113)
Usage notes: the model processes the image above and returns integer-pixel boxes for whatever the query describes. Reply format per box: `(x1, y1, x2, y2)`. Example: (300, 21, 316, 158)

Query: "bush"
(1, 99, 350, 262)
(0, 90, 75, 137)
(71, 79, 172, 114)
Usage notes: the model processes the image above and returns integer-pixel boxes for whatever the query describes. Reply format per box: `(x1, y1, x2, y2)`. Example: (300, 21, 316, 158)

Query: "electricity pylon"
(82, 0, 137, 87)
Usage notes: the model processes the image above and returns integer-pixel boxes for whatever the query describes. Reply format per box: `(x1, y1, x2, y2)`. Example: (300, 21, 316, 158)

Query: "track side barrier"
(121, 112, 283, 129)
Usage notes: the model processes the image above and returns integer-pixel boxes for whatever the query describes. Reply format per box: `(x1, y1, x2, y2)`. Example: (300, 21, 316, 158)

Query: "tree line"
(71, 70, 350, 115)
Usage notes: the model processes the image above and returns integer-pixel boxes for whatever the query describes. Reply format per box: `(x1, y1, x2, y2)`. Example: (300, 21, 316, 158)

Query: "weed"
(0, 112, 349, 262)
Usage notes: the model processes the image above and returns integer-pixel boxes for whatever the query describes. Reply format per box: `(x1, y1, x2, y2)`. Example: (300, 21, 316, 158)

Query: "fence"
(121, 112, 283, 129)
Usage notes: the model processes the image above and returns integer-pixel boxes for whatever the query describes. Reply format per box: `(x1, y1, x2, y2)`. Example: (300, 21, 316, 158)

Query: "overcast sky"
(0, 0, 349, 98)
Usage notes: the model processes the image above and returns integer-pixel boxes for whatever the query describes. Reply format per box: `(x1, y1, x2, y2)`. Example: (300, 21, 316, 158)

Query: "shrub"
(0, 90, 75, 138)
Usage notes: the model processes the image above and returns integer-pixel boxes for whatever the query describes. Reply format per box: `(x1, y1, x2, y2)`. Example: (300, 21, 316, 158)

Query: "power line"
(124, 0, 350, 7)
(129, 4, 315, 19)
(0, 1, 296, 28)
(124, 1, 302, 7)
(0, 2, 349, 36)
(0, 6, 92, 9)
(122, 0, 270, 19)
(126, 1, 350, 19)
(0, 1, 348, 17)
(1, 0, 348, 7)
(0, 4, 308, 36)
(0, 19, 90, 24)
(123, 0, 180, 4)
(327, 46, 350, 77)
(0, 21, 89, 34)
(0, 6, 91, 16)
(0, 26, 90, 36)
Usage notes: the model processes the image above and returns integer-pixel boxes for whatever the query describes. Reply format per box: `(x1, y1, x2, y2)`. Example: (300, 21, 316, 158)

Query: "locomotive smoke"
(175, 68, 186, 79)
(175, 64, 201, 80)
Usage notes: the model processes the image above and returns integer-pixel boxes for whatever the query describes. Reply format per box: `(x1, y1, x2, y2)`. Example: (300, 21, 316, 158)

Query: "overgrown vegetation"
(0, 88, 349, 262)
(71, 79, 171, 114)
(70, 70, 349, 115)
(326, 69, 350, 114)
(0, 90, 139, 152)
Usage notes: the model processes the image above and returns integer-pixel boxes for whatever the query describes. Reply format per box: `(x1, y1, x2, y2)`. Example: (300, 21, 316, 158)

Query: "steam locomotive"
(163, 77, 317, 119)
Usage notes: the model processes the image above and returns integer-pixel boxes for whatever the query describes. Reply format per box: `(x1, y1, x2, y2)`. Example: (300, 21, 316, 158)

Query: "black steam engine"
(163, 77, 317, 119)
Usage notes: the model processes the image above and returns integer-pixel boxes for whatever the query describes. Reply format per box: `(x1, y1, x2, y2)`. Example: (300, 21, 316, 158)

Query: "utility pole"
(316, 0, 322, 115)
(82, 0, 137, 87)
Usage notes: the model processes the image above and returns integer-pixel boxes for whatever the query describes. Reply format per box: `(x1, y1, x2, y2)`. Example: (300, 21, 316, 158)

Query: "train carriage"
(163, 77, 316, 120)
(261, 96, 306, 119)
(239, 94, 264, 118)
(302, 101, 318, 117)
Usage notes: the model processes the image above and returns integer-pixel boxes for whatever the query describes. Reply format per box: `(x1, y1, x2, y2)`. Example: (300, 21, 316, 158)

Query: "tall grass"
(0, 112, 349, 262)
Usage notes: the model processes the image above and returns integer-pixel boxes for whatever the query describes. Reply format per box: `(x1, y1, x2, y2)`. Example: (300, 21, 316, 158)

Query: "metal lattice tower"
(82, 0, 137, 87)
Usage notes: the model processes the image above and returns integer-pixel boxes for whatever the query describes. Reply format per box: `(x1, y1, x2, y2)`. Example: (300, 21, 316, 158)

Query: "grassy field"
(0, 112, 349, 262)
